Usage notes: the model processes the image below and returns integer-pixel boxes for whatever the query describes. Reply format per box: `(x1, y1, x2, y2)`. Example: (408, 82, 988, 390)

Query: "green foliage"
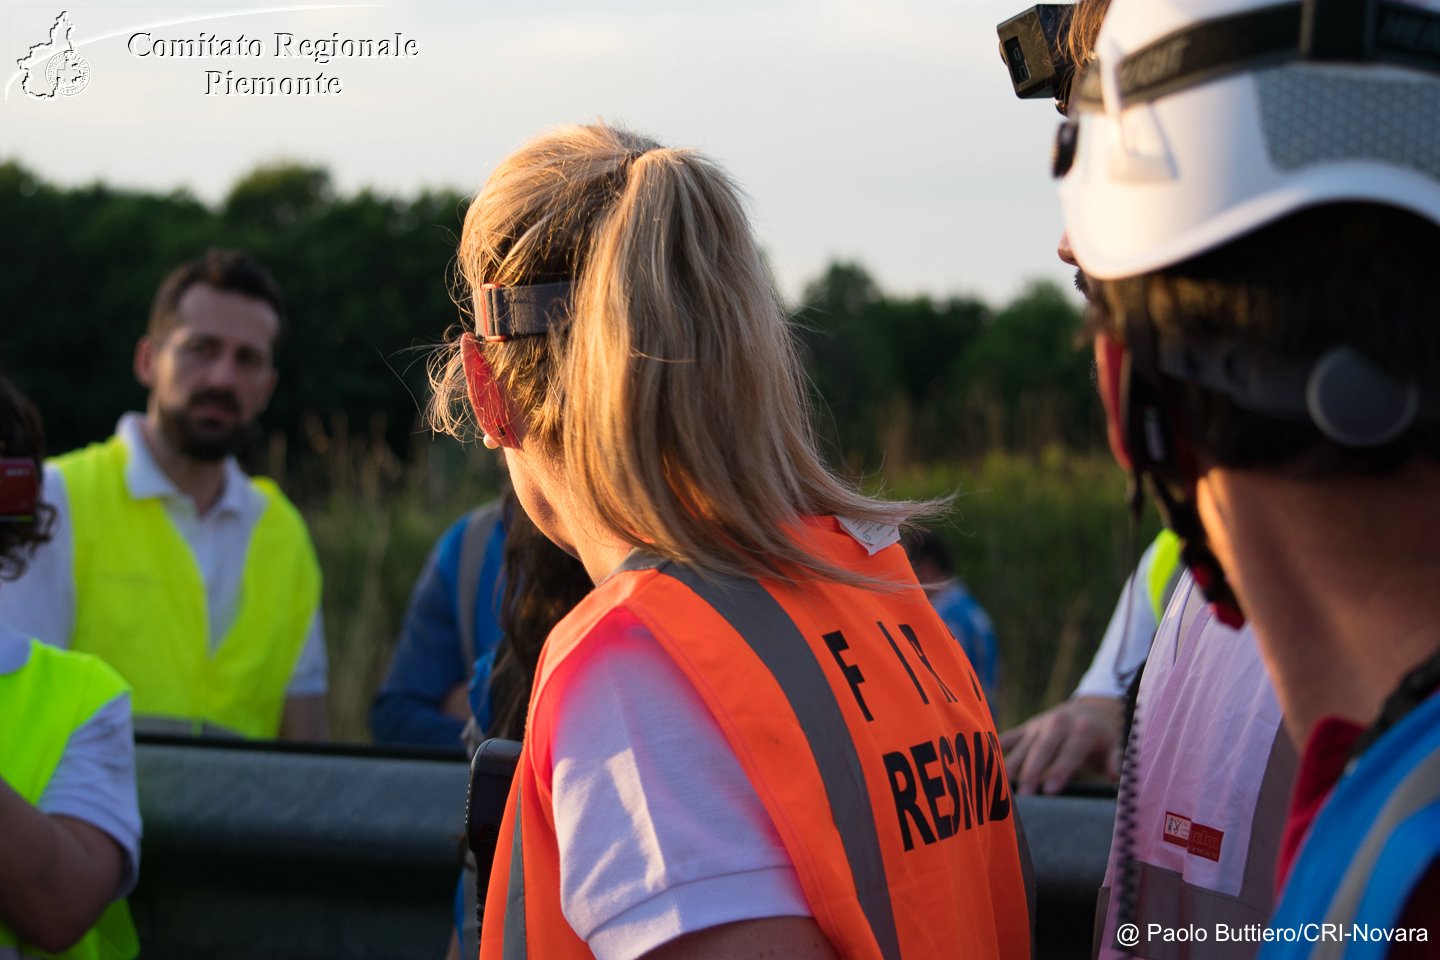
(884, 450, 1160, 725)
(223, 163, 334, 229)
(1, 159, 466, 460)
(304, 448, 1153, 738)
(283, 429, 506, 742)
(797, 261, 1104, 471)
(954, 281, 1099, 451)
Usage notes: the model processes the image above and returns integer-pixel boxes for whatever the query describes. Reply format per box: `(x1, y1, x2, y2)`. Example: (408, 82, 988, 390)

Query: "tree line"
(1, 160, 1104, 475)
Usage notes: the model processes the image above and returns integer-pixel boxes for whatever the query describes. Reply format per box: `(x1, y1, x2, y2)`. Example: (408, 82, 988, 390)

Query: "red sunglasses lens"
(461, 335, 511, 442)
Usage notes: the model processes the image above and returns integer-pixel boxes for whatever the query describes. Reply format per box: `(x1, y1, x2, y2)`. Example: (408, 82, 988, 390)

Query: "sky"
(1, 0, 1074, 307)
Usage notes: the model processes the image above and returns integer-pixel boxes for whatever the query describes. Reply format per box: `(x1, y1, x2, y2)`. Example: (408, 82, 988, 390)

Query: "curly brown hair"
(0, 373, 55, 581)
(484, 489, 592, 741)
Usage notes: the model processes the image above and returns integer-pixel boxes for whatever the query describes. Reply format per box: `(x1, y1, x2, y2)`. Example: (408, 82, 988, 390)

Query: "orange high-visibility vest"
(481, 518, 1031, 960)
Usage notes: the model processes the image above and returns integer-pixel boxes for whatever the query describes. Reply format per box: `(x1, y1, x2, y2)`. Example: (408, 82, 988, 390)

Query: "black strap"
(1119, 3, 1301, 106)
(1117, 0, 1440, 107)
(1301, 0, 1379, 60)
(479, 281, 572, 341)
(1156, 339, 1438, 449)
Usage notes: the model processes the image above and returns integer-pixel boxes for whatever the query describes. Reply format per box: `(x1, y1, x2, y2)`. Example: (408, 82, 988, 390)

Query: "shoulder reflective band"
(503, 797, 527, 960)
(478, 281, 572, 342)
(642, 556, 904, 960)
(1145, 532, 1183, 624)
(1115, 0, 1440, 108)
(498, 553, 904, 959)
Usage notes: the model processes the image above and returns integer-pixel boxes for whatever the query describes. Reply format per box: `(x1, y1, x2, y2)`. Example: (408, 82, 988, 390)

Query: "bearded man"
(0, 250, 326, 740)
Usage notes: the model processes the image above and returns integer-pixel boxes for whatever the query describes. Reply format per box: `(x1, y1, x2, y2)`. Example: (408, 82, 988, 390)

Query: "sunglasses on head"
(461, 280, 574, 445)
(475, 281, 573, 342)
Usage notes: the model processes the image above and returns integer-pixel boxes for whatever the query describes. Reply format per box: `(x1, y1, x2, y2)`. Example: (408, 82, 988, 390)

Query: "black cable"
(1111, 481, 1149, 955)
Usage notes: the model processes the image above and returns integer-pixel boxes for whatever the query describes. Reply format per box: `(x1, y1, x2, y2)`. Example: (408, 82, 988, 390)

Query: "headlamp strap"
(1116, 0, 1440, 108)
(478, 281, 572, 342)
(1301, 0, 1380, 61)
(1156, 339, 1437, 449)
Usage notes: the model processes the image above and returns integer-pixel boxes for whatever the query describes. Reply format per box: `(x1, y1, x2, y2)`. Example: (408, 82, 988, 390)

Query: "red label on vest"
(1162, 812, 1191, 846)
(1161, 812, 1223, 861)
(1187, 823, 1224, 862)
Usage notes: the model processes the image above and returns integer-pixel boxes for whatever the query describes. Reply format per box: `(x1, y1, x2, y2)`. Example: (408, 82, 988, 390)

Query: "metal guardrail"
(131, 739, 1114, 960)
(1020, 791, 1117, 960)
(132, 738, 469, 960)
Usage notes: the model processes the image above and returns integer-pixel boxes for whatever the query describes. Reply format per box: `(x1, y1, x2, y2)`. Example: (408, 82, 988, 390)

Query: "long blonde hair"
(432, 123, 941, 582)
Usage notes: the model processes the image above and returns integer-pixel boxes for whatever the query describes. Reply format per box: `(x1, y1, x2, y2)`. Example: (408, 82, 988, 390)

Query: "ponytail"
(432, 124, 944, 582)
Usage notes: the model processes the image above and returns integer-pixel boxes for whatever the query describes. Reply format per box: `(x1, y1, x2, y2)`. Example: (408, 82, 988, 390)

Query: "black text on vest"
(882, 729, 1012, 851)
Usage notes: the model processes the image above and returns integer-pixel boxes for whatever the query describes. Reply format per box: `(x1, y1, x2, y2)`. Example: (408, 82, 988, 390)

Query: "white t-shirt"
(0, 624, 142, 894)
(548, 608, 811, 960)
(0, 414, 326, 696)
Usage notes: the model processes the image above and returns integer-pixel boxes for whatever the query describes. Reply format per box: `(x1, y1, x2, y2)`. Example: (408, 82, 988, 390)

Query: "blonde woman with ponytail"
(433, 124, 1031, 960)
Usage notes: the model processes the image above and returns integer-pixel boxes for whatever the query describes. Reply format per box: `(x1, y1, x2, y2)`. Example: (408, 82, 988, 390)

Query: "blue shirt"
(929, 581, 999, 703)
(370, 509, 507, 748)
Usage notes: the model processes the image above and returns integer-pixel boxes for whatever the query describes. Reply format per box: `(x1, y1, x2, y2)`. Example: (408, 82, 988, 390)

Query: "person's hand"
(999, 696, 1124, 795)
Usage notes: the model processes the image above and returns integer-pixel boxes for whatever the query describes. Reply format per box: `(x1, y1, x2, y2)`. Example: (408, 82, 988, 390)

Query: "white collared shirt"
(0, 414, 327, 696)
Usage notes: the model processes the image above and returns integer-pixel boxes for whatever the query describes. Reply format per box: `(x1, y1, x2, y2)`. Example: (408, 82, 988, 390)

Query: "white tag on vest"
(836, 516, 901, 556)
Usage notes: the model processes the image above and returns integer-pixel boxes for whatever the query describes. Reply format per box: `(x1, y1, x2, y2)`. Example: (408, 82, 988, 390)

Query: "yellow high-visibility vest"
(0, 639, 139, 960)
(55, 435, 321, 739)
(1145, 530, 1183, 624)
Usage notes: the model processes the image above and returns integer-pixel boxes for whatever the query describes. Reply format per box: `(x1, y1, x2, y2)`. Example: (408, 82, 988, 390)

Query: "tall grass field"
(289, 428, 1158, 742)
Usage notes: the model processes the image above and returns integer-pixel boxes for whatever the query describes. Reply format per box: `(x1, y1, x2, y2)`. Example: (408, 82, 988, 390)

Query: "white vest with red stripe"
(1097, 572, 1297, 959)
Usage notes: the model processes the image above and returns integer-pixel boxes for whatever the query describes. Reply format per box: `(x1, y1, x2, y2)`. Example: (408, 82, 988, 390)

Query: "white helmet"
(1058, 0, 1440, 280)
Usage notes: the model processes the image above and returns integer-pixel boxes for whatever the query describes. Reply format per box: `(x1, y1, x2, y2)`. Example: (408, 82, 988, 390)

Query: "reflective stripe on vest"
(496, 558, 901, 958)
(484, 520, 1030, 960)
(56, 436, 320, 739)
(1261, 693, 1440, 960)
(1144, 531, 1183, 625)
(1097, 574, 1295, 960)
(0, 639, 139, 960)
(653, 559, 904, 959)
(503, 800, 527, 960)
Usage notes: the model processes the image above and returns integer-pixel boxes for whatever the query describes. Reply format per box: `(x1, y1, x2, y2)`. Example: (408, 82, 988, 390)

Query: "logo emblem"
(1162, 810, 1225, 863)
(18, 11, 91, 99)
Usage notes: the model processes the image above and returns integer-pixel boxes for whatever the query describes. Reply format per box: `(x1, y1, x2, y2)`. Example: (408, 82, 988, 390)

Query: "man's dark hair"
(0, 372, 55, 581)
(1090, 203, 1440, 477)
(148, 249, 285, 342)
